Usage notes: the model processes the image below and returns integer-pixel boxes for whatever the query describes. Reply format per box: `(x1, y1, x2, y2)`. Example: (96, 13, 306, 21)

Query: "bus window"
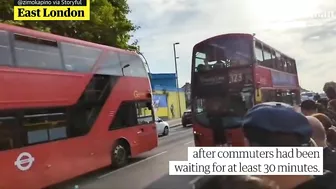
(119, 53, 148, 77)
(14, 34, 63, 70)
(61, 42, 102, 72)
(23, 108, 67, 145)
(270, 49, 276, 69)
(262, 46, 272, 68)
(96, 51, 123, 76)
(275, 51, 282, 70)
(280, 55, 286, 71)
(109, 101, 138, 130)
(289, 59, 296, 73)
(68, 74, 117, 137)
(193, 36, 253, 72)
(136, 101, 155, 124)
(285, 58, 291, 73)
(110, 100, 155, 130)
(261, 89, 296, 105)
(81, 74, 116, 102)
(0, 30, 13, 66)
(283, 58, 288, 72)
(0, 114, 22, 151)
(255, 42, 263, 63)
(194, 52, 208, 72)
(67, 105, 101, 137)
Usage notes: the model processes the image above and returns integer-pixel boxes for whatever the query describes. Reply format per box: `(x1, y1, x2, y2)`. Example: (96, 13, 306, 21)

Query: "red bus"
(0, 23, 158, 189)
(191, 33, 300, 147)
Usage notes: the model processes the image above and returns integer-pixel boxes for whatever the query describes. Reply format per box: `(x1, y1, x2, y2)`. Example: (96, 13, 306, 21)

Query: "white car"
(301, 92, 315, 101)
(155, 118, 169, 136)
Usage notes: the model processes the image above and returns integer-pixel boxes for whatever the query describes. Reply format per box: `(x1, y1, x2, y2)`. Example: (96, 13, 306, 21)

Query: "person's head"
(324, 86, 336, 100)
(300, 100, 317, 116)
(306, 116, 327, 147)
(242, 102, 314, 189)
(242, 102, 312, 147)
(312, 113, 333, 130)
(316, 103, 326, 113)
(198, 175, 279, 189)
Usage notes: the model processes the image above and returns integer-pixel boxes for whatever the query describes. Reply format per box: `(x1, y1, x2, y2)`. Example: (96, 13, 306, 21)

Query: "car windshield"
(303, 92, 314, 97)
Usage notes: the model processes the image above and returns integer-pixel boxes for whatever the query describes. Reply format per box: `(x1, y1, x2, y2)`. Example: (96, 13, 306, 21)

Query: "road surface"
(57, 124, 200, 189)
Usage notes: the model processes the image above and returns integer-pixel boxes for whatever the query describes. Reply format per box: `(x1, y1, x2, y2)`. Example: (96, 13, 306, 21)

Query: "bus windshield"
(193, 36, 253, 73)
(192, 90, 253, 128)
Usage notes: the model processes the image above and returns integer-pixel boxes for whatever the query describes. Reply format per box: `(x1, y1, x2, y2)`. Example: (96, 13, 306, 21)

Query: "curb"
(170, 124, 182, 128)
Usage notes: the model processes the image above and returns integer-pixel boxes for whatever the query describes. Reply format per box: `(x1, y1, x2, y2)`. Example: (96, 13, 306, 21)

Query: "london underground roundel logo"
(14, 152, 35, 171)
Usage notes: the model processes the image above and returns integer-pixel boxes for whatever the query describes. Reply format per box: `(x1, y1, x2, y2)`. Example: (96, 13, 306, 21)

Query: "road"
(57, 124, 200, 189)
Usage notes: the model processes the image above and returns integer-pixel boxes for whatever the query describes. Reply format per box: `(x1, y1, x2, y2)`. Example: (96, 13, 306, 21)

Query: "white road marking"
(161, 129, 192, 138)
(98, 151, 167, 179)
(184, 141, 194, 145)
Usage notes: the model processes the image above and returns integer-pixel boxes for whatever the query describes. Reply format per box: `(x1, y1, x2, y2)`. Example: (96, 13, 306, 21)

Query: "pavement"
(166, 118, 182, 128)
(56, 122, 199, 189)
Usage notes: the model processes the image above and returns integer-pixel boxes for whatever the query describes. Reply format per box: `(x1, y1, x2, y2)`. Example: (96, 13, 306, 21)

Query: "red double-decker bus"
(0, 23, 158, 189)
(191, 33, 300, 147)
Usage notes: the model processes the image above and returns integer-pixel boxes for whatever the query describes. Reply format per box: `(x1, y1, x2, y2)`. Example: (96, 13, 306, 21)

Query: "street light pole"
(173, 42, 182, 118)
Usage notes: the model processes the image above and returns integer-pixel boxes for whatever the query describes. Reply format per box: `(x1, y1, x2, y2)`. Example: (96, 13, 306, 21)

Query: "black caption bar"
(14, 0, 87, 6)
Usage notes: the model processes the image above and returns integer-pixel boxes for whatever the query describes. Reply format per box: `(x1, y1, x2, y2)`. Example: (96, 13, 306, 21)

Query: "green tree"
(0, 0, 139, 50)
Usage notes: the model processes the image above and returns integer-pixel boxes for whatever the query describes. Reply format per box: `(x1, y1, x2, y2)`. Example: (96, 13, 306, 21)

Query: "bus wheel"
(111, 141, 129, 168)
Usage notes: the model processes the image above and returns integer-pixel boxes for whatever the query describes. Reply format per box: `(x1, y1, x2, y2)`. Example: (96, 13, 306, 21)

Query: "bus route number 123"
(229, 73, 243, 83)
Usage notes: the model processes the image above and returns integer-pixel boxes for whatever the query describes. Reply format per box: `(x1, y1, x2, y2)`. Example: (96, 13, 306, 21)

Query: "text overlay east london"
(13, 0, 90, 20)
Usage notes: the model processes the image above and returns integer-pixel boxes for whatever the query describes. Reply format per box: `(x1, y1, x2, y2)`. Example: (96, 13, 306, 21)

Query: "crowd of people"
(198, 85, 336, 189)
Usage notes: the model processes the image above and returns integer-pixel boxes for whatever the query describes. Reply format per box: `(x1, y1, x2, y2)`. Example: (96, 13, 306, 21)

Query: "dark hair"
(301, 100, 317, 111)
(198, 175, 278, 189)
(316, 103, 326, 113)
(325, 86, 336, 99)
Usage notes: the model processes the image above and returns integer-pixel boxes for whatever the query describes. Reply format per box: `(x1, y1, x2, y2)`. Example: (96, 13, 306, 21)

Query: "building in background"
(150, 73, 186, 120)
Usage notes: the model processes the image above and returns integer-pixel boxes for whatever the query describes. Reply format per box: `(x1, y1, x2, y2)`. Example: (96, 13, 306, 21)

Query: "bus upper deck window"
(0, 31, 13, 66)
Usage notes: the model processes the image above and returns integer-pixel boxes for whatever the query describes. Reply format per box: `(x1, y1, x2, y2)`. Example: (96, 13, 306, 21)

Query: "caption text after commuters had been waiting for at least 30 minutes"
(169, 147, 323, 175)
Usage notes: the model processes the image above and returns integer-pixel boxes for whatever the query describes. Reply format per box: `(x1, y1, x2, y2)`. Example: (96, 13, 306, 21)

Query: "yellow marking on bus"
(255, 89, 262, 103)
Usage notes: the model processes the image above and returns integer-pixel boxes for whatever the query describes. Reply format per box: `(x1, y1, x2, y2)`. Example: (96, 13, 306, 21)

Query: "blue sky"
(128, 0, 335, 92)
